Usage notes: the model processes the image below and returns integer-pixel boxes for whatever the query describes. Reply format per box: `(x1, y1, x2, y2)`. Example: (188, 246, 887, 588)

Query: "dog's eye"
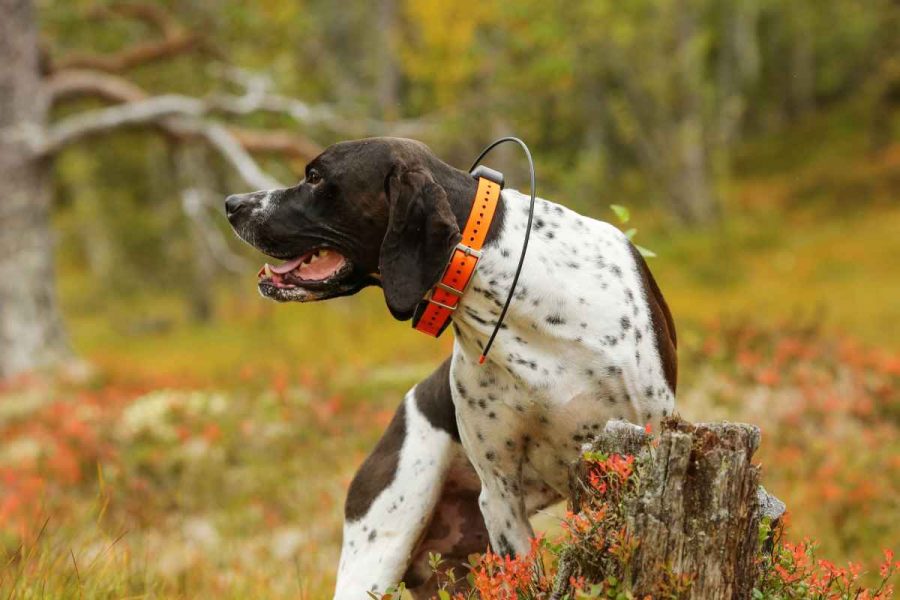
(306, 169, 322, 185)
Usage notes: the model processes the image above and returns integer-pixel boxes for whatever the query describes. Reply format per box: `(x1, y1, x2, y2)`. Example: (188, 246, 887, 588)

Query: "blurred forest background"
(1, 0, 899, 597)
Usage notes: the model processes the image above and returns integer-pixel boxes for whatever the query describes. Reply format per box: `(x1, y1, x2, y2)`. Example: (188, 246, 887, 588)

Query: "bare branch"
(180, 187, 250, 274)
(40, 95, 206, 152)
(210, 65, 438, 137)
(52, 34, 199, 73)
(192, 122, 283, 189)
(228, 125, 321, 160)
(48, 2, 201, 73)
(44, 69, 319, 158)
(40, 71, 321, 183)
(33, 94, 283, 190)
(44, 69, 147, 104)
(95, 2, 183, 38)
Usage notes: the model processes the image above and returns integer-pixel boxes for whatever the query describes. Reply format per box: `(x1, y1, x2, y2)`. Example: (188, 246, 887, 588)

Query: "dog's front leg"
(454, 408, 534, 558)
(334, 389, 456, 599)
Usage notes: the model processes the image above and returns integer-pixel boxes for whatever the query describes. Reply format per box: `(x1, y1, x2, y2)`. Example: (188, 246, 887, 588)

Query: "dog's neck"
(428, 159, 507, 248)
(450, 189, 573, 369)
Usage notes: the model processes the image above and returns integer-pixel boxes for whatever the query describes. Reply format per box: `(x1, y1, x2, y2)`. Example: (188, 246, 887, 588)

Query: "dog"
(225, 137, 677, 598)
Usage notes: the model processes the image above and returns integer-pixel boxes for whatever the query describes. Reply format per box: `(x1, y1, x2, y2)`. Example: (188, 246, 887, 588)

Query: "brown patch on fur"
(414, 359, 459, 441)
(344, 401, 406, 522)
(628, 243, 678, 392)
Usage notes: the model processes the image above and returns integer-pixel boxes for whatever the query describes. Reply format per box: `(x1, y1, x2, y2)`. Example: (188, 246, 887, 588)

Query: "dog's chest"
(448, 192, 674, 490)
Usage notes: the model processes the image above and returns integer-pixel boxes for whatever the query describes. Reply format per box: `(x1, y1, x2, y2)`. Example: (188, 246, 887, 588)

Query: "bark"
(0, 0, 71, 378)
(561, 419, 785, 600)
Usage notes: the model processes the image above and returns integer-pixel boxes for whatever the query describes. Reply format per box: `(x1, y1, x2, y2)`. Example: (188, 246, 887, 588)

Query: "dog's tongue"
(270, 255, 307, 275)
(263, 249, 347, 281)
(295, 250, 346, 280)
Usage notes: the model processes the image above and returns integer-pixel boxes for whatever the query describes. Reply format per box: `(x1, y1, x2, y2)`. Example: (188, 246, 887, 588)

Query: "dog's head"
(225, 137, 473, 320)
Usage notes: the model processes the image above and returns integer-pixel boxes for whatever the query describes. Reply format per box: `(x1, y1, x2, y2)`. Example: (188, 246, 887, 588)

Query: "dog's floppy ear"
(380, 164, 461, 321)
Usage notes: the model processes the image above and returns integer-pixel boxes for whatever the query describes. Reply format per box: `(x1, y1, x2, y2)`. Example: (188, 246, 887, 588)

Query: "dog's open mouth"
(257, 248, 353, 291)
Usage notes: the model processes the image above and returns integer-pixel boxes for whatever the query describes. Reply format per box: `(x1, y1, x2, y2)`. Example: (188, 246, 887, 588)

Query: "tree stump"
(562, 418, 785, 600)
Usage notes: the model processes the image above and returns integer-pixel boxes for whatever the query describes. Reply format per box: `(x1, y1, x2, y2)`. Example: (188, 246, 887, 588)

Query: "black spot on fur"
(546, 314, 566, 325)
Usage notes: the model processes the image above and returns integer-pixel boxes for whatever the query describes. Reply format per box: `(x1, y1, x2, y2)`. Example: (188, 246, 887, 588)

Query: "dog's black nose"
(225, 194, 248, 219)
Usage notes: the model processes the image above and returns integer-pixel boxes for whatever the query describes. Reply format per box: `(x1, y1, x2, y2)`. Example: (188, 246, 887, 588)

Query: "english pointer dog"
(225, 137, 677, 598)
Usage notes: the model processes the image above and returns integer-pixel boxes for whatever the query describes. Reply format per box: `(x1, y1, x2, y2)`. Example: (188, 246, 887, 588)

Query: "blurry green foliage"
(39, 0, 900, 310)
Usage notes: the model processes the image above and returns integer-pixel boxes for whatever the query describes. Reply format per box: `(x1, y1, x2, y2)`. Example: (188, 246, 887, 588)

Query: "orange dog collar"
(412, 167, 503, 338)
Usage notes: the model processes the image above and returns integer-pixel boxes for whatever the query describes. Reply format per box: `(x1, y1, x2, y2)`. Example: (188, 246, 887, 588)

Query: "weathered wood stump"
(558, 418, 785, 600)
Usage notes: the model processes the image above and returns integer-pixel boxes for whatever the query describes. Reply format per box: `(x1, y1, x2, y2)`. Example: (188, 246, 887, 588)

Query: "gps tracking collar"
(411, 137, 537, 365)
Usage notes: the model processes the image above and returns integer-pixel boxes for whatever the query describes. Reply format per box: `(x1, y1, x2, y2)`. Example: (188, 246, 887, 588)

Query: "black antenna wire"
(468, 137, 536, 364)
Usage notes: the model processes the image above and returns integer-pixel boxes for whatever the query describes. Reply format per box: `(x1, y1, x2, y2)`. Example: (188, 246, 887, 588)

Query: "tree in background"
(0, 0, 421, 378)
(0, 0, 70, 377)
(0, 0, 897, 378)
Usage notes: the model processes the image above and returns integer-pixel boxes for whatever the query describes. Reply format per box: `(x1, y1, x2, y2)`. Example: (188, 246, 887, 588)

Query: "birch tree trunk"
(0, 0, 71, 378)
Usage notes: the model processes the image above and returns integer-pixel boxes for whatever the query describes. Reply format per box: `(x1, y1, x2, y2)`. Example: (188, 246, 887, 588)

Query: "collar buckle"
(455, 242, 482, 259)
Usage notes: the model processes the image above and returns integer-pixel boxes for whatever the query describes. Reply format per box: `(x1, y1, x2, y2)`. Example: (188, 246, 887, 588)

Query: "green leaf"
(610, 204, 630, 224)
(624, 227, 637, 240)
(635, 244, 656, 258)
(438, 591, 451, 600)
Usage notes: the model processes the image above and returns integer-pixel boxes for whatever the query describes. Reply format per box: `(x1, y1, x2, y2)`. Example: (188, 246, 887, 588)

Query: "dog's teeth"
(319, 249, 329, 258)
(264, 264, 273, 278)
